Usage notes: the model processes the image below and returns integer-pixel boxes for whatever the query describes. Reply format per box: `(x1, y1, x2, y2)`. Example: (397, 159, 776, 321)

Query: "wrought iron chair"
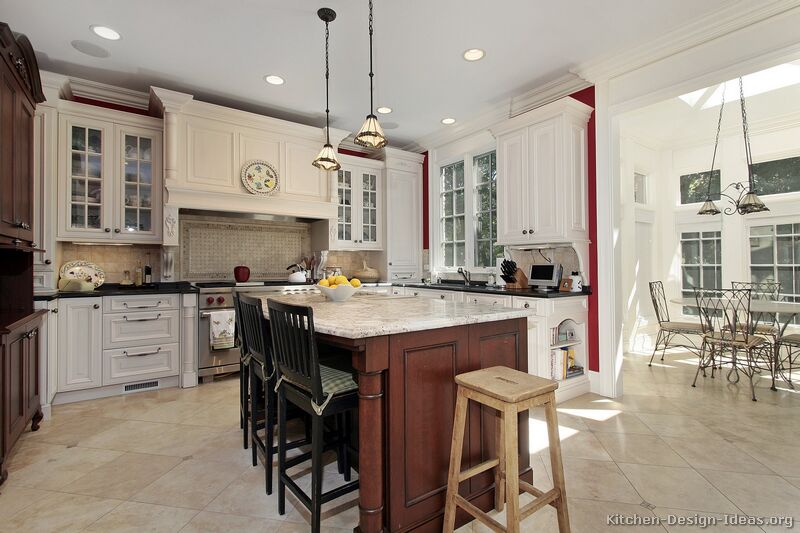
(776, 332, 800, 390)
(731, 281, 781, 337)
(692, 288, 773, 401)
(648, 281, 704, 366)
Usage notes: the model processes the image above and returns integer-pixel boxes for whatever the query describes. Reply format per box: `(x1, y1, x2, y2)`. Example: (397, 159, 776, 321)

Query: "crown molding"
(409, 72, 591, 152)
(149, 86, 194, 114)
(573, 0, 800, 82)
(38, 70, 70, 105)
(67, 76, 151, 109)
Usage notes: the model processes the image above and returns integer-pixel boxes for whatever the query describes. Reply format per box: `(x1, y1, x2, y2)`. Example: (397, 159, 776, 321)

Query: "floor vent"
(124, 380, 159, 392)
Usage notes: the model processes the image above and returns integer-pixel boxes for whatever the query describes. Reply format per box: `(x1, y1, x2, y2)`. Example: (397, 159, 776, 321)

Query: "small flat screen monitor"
(528, 263, 561, 291)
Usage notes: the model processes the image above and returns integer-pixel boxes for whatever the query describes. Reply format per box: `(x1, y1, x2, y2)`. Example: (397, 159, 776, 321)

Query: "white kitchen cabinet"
(311, 156, 384, 251)
(463, 293, 512, 307)
(406, 287, 463, 302)
(103, 342, 180, 386)
(491, 97, 592, 246)
(32, 105, 57, 292)
(56, 103, 163, 243)
(511, 298, 547, 378)
(57, 298, 103, 392)
(103, 310, 180, 350)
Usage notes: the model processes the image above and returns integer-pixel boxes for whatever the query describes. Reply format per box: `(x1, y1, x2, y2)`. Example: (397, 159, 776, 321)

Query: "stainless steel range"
(195, 281, 319, 381)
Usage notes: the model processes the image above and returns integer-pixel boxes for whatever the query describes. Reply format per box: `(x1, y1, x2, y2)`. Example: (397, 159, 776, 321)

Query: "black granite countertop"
(397, 282, 591, 299)
(34, 282, 198, 301)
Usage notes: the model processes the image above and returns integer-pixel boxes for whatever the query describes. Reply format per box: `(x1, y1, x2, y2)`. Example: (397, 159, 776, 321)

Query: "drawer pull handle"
(123, 313, 162, 322)
(123, 347, 162, 357)
(123, 301, 162, 309)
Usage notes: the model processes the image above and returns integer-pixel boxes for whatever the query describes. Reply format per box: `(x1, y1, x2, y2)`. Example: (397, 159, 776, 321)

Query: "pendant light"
(354, 0, 388, 149)
(312, 8, 341, 171)
(698, 77, 769, 216)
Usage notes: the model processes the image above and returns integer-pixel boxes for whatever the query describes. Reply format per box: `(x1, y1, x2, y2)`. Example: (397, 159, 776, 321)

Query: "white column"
(181, 293, 198, 388)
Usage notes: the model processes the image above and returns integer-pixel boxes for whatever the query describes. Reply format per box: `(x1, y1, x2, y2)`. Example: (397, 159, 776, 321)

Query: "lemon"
(329, 284, 337, 289)
(339, 280, 351, 286)
(327, 276, 336, 285)
(318, 279, 330, 287)
(334, 275, 348, 285)
(350, 278, 361, 288)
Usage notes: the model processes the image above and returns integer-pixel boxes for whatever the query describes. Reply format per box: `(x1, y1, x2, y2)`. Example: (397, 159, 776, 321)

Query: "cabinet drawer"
(103, 342, 180, 385)
(465, 293, 512, 308)
(389, 271, 418, 282)
(511, 297, 541, 315)
(103, 310, 180, 349)
(104, 293, 179, 312)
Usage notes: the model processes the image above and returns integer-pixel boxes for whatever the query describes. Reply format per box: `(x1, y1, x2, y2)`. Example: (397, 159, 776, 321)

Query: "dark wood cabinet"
(0, 22, 43, 245)
(0, 311, 44, 484)
(387, 319, 531, 532)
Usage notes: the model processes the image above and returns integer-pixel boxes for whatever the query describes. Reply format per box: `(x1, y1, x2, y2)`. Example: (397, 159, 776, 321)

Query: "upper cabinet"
(0, 23, 44, 246)
(491, 98, 592, 246)
(56, 105, 163, 243)
(311, 156, 384, 251)
(384, 148, 424, 281)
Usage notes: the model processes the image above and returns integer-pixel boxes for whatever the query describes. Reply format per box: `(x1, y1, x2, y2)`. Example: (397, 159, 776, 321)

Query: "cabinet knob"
(104, 228, 111, 232)
(388, 262, 393, 266)
(93, 304, 100, 309)
(522, 230, 528, 235)
(114, 228, 121, 233)
(413, 292, 419, 296)
(12, 238, 21, 245)
(52, 308, 58, 313)
(44, 259, 52, 265)
(529, 228, 534, 233)
(524, 303, 530, 309)
(440, 294, 446, 299)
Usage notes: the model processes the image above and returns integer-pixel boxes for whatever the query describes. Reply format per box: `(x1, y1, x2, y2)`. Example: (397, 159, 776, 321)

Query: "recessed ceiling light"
(376, 106, 392, 114)
(441, 118, 456, 125)
(463, 48, 485, 61)
(90, 25, 121, 41)
(264, 75, 285, 85)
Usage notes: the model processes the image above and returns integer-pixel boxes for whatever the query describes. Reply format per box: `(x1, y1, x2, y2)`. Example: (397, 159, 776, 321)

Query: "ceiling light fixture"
(354, 0, 387, 149)
(698, 77, 768, 216)
(376, 106, 392, 114)
(264, 75, 285, 85)
(90, 25, 121, 41)
(463, 48, 485, 61)
(441, 118, 456, 125)
(312, 8, 341, 172)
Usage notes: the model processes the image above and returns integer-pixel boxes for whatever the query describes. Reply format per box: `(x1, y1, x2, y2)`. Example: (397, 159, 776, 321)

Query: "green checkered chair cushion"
(319, 364, 358, 396)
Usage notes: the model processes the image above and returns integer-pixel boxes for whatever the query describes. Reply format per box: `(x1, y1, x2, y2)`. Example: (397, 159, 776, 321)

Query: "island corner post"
(320, 316, 532, 533)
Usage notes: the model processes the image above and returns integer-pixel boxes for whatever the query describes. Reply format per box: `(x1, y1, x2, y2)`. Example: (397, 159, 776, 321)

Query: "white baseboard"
(181, 371, 198, 388)
(53, 376, 180, 406)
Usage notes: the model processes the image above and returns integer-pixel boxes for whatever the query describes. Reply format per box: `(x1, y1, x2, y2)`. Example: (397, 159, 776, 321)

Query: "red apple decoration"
(234, 265, 250, 282)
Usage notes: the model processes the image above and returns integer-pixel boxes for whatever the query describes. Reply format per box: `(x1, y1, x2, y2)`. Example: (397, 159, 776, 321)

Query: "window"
(440, 161, 465, 267)
(680, 170, 720, 204)
(473, 151, 502, 267)
(751, 156, 800, 196)
(680, 231, 722, 314)
(634, 172, 647, 204)
(750, 223, 800, 322)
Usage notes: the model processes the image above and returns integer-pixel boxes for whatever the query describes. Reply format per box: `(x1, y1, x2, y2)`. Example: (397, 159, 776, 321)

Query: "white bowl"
(316, 283, 360, 302)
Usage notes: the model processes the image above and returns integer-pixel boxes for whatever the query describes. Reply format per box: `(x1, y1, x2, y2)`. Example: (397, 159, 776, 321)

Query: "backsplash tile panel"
(60, 243, 161, 283)
(180, 214, 311, 281)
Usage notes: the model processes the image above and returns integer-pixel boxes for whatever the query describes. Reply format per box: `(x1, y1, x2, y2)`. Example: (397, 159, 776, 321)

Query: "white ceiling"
(620, 60, 800, 146)
(2, 0, 731, 147)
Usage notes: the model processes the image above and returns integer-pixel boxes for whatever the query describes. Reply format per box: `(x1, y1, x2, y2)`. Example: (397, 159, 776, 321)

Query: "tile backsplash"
(324, 250, 384, 279)
(60, 243, 161, 283)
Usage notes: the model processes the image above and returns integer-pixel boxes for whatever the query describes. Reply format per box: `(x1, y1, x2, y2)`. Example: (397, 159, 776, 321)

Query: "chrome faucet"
(457, 267, 471, 285)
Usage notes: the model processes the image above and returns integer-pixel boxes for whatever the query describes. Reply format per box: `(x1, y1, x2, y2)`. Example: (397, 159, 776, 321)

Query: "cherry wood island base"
(318, 317, 532, 533)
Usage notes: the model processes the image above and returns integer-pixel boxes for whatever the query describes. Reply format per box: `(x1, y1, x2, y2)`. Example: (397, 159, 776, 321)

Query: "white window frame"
(430, 142, 497, 274)
(676, 221, 722, 317)
(745, 215, 800, 296)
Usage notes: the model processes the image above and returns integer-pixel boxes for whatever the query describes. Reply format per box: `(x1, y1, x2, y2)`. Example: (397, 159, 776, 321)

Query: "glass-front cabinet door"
(62, 117, 114, 239)
(117, 126, 161, 240)
(333, 164, 383, 250)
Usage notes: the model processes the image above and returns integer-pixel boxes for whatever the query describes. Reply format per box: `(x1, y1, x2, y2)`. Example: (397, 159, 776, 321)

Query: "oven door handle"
(199, 311, 227, 319)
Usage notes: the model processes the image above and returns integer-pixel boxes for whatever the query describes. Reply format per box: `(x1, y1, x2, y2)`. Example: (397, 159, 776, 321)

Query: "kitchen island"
(260, 293, 533, 533)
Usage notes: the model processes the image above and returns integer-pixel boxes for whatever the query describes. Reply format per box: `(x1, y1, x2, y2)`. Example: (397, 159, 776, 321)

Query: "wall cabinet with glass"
(57, 108, 162, 243)
(311, 157, 384, 251)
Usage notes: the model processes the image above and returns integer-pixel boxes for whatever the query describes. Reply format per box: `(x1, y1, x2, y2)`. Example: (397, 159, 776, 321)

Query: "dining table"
(670, 297, 800, 389)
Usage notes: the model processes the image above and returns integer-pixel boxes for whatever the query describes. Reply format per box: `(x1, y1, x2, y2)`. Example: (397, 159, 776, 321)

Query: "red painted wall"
(72, 95, 152, 116)
(567, 87, 599, 373)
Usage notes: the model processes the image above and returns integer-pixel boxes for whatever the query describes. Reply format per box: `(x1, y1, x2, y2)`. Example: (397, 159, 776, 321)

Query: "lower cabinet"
(1, 312, 44, 485)
(57, 298, 103, 392)
(103, 342, 180, 385)
(387, 319, 529, 531)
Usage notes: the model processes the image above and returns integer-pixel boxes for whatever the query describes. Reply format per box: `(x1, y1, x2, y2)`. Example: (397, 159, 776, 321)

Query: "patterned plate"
(241, 159, 279, 196)
(59, 260, 106, 288)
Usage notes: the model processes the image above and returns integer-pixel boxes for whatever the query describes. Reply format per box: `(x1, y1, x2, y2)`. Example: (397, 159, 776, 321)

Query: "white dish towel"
(209, 309, 236, 350)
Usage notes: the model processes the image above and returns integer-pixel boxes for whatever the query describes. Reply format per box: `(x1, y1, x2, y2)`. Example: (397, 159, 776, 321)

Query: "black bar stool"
(267, 299, 359, 533)
(233, 294, 250, 450)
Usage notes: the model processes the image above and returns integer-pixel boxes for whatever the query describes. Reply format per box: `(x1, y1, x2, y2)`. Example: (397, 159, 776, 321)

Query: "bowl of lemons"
(316, 275, 362, 302)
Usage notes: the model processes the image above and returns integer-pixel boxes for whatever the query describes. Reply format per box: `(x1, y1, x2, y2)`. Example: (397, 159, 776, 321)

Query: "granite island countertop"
(259, 292, 531, 339)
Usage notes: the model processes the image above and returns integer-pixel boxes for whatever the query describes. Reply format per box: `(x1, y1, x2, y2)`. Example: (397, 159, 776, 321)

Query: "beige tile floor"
(1, 350, 799, 532)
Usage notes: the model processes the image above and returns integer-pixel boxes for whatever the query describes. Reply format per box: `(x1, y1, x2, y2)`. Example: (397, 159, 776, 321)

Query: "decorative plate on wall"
(241, 159, 279, 196)
(59, 260, 106, 287)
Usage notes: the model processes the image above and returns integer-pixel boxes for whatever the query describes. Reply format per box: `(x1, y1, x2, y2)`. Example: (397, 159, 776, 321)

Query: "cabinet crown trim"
(490, 97, 593, 138)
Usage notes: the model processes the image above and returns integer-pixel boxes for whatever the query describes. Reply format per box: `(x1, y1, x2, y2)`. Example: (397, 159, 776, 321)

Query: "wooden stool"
(443, 366, 570, 533)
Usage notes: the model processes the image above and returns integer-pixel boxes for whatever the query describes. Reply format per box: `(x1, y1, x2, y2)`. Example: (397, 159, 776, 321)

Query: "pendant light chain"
(739, 77, 756, 188)
(324, 19, 331, 145)
(705, 83, 725, 199)
(368, 0, 375, 114)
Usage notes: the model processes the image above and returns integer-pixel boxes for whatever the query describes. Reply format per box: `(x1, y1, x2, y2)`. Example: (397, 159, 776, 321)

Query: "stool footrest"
(458, 458, 500, 483)
(454, 495, 505, 533)
(519, 487, 561, 521)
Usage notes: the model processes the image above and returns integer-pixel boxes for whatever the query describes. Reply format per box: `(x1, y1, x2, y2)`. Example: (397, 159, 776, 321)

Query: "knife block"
(505, 269, 528, 290)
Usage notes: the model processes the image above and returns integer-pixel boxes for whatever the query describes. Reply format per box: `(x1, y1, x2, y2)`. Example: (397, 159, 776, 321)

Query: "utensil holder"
(505, 269, 528, 290)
